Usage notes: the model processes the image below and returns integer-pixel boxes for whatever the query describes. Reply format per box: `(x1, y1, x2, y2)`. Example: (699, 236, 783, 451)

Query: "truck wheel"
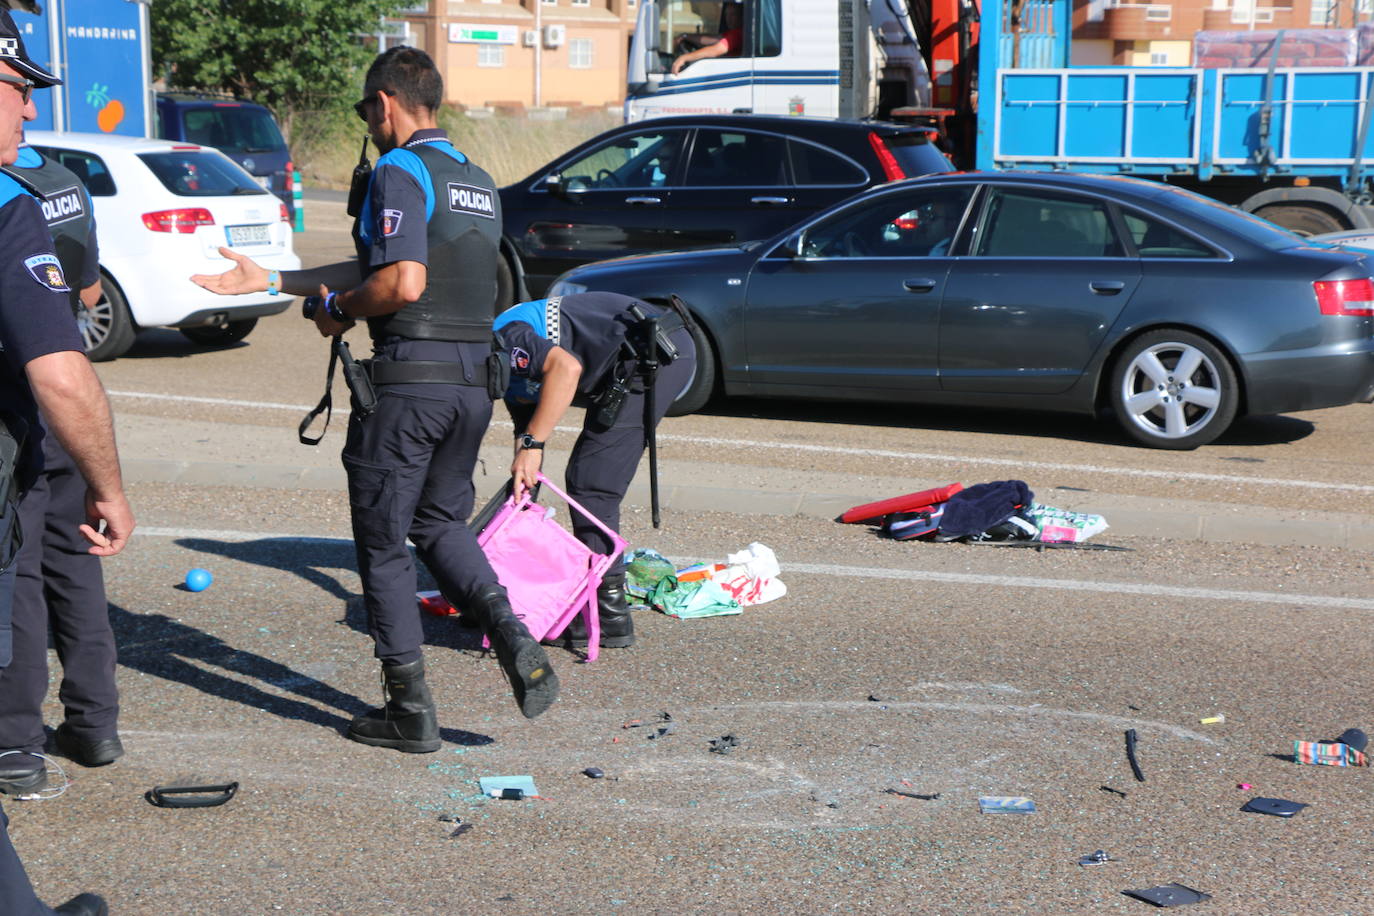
(180, 318, 258, 346)
(1252, 204, 1346, 237)
(665, 320, 718, 417)
(80, 274, 137, 362)
(1109, 329, 1238, 450)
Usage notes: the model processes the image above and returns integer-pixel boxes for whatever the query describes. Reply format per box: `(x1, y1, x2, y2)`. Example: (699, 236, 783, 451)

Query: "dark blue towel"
(937, 480, 1034, 539)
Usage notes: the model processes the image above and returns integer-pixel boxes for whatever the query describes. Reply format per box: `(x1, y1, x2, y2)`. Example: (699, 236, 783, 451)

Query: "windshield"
(138, 151, 269, 197)
(180, 105, 286, 155)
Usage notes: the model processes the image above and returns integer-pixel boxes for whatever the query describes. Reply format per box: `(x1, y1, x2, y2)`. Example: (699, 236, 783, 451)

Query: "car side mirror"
(776, 231, 804, 259)
(543, 172, 568, 199)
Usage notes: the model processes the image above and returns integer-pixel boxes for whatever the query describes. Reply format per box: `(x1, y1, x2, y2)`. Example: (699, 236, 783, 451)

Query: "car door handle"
(903, 278, 938, 293)
(1090, 280, 1126, 295)
(624, 196, 662, 206)
(750, 196, 792, 205)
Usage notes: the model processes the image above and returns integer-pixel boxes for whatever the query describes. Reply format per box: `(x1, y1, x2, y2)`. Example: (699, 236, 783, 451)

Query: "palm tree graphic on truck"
(84, 83, 125, 132)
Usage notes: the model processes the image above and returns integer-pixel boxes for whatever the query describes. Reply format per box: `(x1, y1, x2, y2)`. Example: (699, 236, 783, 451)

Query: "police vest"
(1, 149, 93, 313)
(367, 143, 501, 343)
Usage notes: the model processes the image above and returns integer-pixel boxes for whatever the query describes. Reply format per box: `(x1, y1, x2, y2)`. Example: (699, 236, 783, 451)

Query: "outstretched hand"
(190, 247, 268, 296)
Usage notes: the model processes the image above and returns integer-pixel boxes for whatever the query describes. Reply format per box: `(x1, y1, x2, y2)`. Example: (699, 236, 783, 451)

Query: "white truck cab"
(626, 0, 930, 122)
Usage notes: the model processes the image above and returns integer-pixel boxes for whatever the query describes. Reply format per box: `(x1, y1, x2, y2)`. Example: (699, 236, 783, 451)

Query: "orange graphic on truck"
(85, 83, 124, 132)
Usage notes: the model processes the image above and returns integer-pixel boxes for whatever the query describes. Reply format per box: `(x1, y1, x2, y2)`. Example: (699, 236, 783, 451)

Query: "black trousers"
(0, 559, 55, 915)
(0, 438, 115, 754)
(565, 331, 696, 556)
(343, 371, 499, 665)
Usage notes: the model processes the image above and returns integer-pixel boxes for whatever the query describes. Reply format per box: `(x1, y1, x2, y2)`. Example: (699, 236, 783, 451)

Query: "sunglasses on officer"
(353, 89, 393, 121)
(0, 74, 35, 106)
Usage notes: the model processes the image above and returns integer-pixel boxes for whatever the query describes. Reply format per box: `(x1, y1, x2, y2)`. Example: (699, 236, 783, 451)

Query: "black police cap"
(0, 8, 62, 88)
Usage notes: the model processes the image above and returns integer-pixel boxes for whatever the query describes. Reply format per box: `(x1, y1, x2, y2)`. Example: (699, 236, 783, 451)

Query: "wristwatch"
(518, 434, 545, 451)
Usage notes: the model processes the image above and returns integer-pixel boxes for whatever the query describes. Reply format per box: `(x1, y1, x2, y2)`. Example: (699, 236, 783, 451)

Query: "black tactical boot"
(346, 657, 441, 753)
(561, 571, 636, 649)
(469, 583, 559, 719)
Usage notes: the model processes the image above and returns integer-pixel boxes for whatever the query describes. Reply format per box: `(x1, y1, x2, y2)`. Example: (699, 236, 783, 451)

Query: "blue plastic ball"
(185, 568, 213, 592)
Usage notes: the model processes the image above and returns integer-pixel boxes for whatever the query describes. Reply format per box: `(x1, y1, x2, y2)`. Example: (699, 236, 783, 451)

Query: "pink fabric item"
(475, 473, 627, 662)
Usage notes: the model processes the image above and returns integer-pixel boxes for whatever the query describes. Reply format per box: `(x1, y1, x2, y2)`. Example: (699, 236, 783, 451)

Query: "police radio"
(346, 136, 372, 218)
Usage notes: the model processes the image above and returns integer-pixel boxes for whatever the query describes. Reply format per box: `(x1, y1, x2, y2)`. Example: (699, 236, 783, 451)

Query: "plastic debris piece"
(1241, 796, 1308, 818)
(622, 719, 644, 729)
(648, 722, 677, 740)
(450, 823, 473, 838)
(1122, 884, 1211, 908)
(479, 775, 538, 799)
(1078, 850, 1112, 866)
(1237, 783, 1252, 790)
(416, 590, 456, 617)
(885, 788, 939, 801)
(1125, 729, 1146, 782)
(978, 796, 1035, 814)
(1199, 714, 1225, 725)
(708, 734, 740, 755)
(1100, 785, 1128, 798)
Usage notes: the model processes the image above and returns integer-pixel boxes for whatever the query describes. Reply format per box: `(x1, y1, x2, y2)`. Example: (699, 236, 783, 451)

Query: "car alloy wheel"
(1111, 329, 1238, 450)
(80, 274, 137, 362)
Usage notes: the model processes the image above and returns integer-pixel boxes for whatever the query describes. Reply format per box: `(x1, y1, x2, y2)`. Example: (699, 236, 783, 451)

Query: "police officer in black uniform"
(494, 291, 697, 648)
(0, 143, 123, 785)
(192, 47, 557, 752)
(0, 9, 128, 913)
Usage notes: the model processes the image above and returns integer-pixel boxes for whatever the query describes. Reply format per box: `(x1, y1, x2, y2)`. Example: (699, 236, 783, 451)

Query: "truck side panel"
(987, 65, 1374, 183)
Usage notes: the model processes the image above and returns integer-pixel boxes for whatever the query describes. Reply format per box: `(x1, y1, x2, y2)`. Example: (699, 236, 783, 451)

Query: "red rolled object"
(838, 483, 964, 524)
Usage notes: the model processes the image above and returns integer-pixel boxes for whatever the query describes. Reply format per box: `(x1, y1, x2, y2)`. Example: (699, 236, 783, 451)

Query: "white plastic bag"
(711, 542, 787, 606)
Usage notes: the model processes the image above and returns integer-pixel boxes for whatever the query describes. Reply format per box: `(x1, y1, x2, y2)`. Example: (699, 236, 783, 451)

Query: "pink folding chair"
(474, 472, 627, 662)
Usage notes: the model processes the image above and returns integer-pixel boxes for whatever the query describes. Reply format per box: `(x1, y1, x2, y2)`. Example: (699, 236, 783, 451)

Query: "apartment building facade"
(383, 0, 636, 110)
(1073, 0, 1372, 65)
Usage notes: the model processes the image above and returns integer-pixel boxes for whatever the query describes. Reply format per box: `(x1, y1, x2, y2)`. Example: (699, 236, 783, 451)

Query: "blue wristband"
(266, 270, 280, 296)
(323, 291, 348, 322)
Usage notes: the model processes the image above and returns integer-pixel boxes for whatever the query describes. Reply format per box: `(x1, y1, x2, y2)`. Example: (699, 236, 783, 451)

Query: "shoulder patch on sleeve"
(24, 253, 71, 292)
(380, 208, 403, 237)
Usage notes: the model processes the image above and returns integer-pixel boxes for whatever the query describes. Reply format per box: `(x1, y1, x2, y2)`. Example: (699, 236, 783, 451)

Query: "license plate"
(226, 224, 271, 247)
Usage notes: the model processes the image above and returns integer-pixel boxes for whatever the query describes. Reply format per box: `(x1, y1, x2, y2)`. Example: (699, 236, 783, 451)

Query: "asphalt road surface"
(6, 198, 1373, 915)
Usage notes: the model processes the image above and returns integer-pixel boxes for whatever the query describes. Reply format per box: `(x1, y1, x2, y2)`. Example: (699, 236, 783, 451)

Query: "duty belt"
(368, 359, 490, 387)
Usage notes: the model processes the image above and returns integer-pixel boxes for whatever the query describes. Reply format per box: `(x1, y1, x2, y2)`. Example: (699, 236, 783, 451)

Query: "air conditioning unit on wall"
(522, 29, 538, 47)
(544, 24, 566, 48)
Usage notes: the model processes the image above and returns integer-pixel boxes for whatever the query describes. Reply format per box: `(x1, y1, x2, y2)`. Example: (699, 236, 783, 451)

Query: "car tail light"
(143, 208, 215, 233)
(868, 132, 906, 182)
(1314, 277, 1374, 317)
(280, 202, 290, 222)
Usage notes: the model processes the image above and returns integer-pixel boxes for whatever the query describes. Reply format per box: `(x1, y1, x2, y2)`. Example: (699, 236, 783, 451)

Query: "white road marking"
(140, 526, 1374, 611)
(109, 389, 1371, 494)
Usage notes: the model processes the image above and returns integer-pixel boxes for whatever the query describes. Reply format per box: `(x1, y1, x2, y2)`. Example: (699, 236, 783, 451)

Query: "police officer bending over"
(192, 47, 557, 753)
(495, 291, 697, 649)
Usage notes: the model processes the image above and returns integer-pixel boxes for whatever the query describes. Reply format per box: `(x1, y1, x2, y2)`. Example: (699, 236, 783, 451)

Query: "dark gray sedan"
(546, 171, 1374, 449)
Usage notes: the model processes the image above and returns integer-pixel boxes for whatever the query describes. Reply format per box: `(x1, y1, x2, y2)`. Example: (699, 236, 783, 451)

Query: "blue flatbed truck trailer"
(978, 1, 1374, 235)
(10, 0, 152, 138)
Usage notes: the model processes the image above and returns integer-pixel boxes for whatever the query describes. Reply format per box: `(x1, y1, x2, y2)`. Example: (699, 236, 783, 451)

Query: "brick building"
(383, 0, 637, 111)
(1072, 0, 1372, 65)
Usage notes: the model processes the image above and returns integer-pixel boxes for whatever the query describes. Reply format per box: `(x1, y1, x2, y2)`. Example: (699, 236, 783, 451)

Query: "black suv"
(499, 114, 950, 300)
(156, 93, 294, 219)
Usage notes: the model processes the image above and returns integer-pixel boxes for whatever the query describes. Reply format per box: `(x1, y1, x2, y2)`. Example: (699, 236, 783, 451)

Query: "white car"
(24, 131, 301, 360)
